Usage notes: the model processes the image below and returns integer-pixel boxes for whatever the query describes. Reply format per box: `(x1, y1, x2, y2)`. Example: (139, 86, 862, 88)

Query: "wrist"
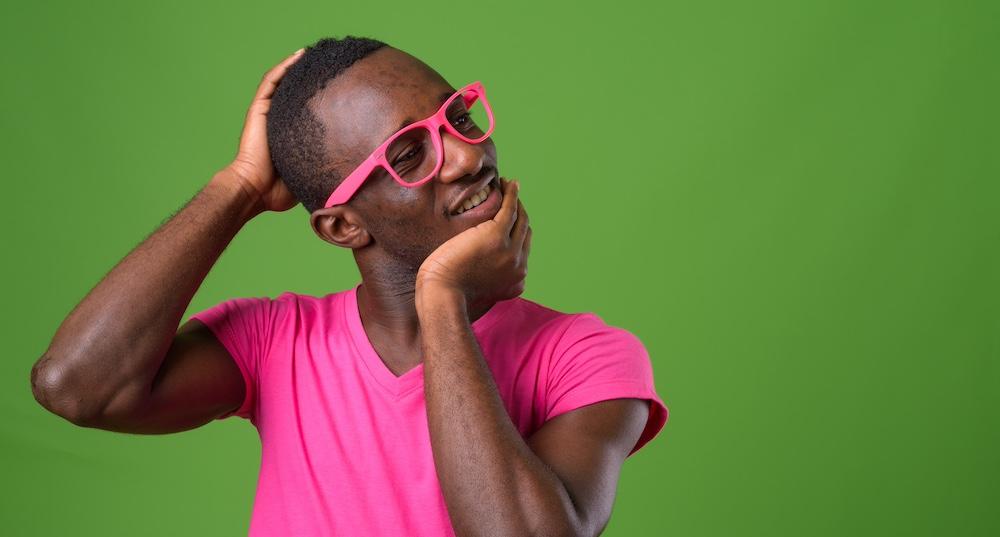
(415, 280, 468, 320)
(209, 169, 265, 223)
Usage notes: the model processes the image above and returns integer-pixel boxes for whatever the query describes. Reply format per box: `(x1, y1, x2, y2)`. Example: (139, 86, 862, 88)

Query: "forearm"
(418, 288, 581, 537)
(31, 170, 263, 423)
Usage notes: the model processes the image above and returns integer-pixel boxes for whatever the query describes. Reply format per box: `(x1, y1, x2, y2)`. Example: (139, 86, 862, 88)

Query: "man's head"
(267, 36, 501, 276)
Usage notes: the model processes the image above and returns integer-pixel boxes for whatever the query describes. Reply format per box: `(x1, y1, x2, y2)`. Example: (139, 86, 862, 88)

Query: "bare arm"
(30, 173, 260, 427)
(418, 293, 648, 537)
(30, 48, 306, 431)
(416, 181, 649, 536)
(419, 289, 578, 536)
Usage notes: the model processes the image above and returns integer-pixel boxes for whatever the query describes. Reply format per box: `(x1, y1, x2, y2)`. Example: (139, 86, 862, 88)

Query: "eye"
(452, 112, 473, 129)
(393, 144, 422, 165)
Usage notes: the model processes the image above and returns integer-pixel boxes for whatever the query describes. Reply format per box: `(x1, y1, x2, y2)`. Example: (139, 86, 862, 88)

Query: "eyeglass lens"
(384, 89, 492, 184)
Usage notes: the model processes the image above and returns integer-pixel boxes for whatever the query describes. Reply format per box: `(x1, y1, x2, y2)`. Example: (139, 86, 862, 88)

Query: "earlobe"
(310, 207, 371, 249)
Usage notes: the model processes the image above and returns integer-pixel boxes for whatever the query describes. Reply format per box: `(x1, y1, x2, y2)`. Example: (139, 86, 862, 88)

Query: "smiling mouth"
(451, 175, 501, 216)
(454, 183, 493, 214)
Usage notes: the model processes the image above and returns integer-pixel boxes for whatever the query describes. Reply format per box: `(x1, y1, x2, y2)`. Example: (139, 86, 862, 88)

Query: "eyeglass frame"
(322, 80, 496, 208)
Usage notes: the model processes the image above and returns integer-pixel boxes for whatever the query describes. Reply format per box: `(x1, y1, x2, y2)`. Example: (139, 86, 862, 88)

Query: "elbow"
(521, 510, 589, 537)
(30, 354, 103, 427)
(525, 523, 586, 537)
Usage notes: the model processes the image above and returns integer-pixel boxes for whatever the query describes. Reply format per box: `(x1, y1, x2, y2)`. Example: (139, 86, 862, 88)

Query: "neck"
(355, 254, 495, 350)
(353, 252, 498, 376)
(356, 268, 422, 347)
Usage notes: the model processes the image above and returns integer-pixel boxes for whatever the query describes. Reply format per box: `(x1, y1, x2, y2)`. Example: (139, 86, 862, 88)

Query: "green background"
(3, 0, 998, 535)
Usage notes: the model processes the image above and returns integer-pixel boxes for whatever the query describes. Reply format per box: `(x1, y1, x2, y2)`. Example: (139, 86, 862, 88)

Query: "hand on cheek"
(416, 177, 531, 313)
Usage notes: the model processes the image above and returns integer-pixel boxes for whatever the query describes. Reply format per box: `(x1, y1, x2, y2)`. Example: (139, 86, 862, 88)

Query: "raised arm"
(29, 48, 305, 433)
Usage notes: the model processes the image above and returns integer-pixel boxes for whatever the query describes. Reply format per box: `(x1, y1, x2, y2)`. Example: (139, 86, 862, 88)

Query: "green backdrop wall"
(3, 0, 997, 535)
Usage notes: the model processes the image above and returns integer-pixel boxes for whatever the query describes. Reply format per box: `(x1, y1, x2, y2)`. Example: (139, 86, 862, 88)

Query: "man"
(30, 36, 668, 536)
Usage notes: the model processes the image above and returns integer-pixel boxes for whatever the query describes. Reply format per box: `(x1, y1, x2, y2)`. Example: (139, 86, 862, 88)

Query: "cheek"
(394, 183, 426, 206)
(377, 214, 452, 266)
(364, 178, 431, 219)
(369, 189, 445, 243)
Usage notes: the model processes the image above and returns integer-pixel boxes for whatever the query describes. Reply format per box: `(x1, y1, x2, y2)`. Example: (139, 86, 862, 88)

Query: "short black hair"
(267, 35, 389, 214)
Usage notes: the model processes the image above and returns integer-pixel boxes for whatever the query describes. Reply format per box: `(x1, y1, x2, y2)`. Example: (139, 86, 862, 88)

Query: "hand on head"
(219, 48, 306, 213)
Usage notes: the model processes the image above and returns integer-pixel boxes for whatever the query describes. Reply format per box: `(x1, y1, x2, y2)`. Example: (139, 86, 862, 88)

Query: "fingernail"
(294, 48, 305, 54)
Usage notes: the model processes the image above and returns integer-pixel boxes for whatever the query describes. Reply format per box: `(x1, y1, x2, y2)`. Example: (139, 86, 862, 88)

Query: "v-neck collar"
(344, 283, 513, 399)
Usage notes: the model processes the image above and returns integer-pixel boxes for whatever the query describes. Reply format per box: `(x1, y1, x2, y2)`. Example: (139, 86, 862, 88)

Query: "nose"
(435, 129, 486, 184)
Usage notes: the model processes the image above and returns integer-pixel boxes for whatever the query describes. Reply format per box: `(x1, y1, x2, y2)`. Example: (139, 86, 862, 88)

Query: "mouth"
(450, 174, 502, 217)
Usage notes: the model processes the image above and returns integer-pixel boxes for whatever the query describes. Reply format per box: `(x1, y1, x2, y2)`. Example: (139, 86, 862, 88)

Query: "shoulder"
(502, 297, 644, 350)
(191, 287, 355, 330)
(504, 299, 652, 386)
(270, 287, 355, 316)
(516, 299, 667, 454)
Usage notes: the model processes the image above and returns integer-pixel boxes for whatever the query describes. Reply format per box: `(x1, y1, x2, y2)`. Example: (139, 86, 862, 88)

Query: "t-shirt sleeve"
(186, 295, 276, 422)
(544, 313, 669, 458)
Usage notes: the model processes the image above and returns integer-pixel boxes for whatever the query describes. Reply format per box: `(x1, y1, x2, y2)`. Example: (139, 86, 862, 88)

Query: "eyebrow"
(392, 89, 457, 133)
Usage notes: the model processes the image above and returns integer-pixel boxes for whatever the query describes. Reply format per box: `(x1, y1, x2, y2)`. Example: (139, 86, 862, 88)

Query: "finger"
(511, 198, 529, 250)
(243, 48, 305, 126)
(509, 278, 526, 298)
(522, 224, 532, 260)
(521, 224, 532, 266)
(252, 48, 306, 102)
(494, 178, 520, 232)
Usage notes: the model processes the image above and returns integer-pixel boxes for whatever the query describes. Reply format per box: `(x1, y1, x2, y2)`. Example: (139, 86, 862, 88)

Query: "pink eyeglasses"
(323, 80, 495, 208)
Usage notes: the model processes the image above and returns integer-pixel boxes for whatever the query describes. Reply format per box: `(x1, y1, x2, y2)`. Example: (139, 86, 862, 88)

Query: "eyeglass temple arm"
(325, 162, 372, 207)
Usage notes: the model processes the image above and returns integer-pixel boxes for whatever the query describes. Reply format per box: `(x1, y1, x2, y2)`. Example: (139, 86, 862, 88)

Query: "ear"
(310, 205, 372, 249)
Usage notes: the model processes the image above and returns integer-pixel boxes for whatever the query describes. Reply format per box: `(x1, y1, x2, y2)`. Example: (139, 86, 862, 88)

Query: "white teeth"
(456, 184, 491, 214)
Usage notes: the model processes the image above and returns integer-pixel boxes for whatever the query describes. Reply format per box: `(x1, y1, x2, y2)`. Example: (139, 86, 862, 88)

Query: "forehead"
(308, 47, 455, 171)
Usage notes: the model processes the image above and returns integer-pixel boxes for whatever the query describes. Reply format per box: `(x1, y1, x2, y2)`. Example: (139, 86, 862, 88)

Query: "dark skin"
(30, 47, 651, 536)
(299, 46, 651, 536)
(305, 46, 506, 374)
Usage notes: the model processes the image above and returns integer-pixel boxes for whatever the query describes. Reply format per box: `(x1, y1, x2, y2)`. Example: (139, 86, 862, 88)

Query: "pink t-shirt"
(189, 283, 668, 536)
